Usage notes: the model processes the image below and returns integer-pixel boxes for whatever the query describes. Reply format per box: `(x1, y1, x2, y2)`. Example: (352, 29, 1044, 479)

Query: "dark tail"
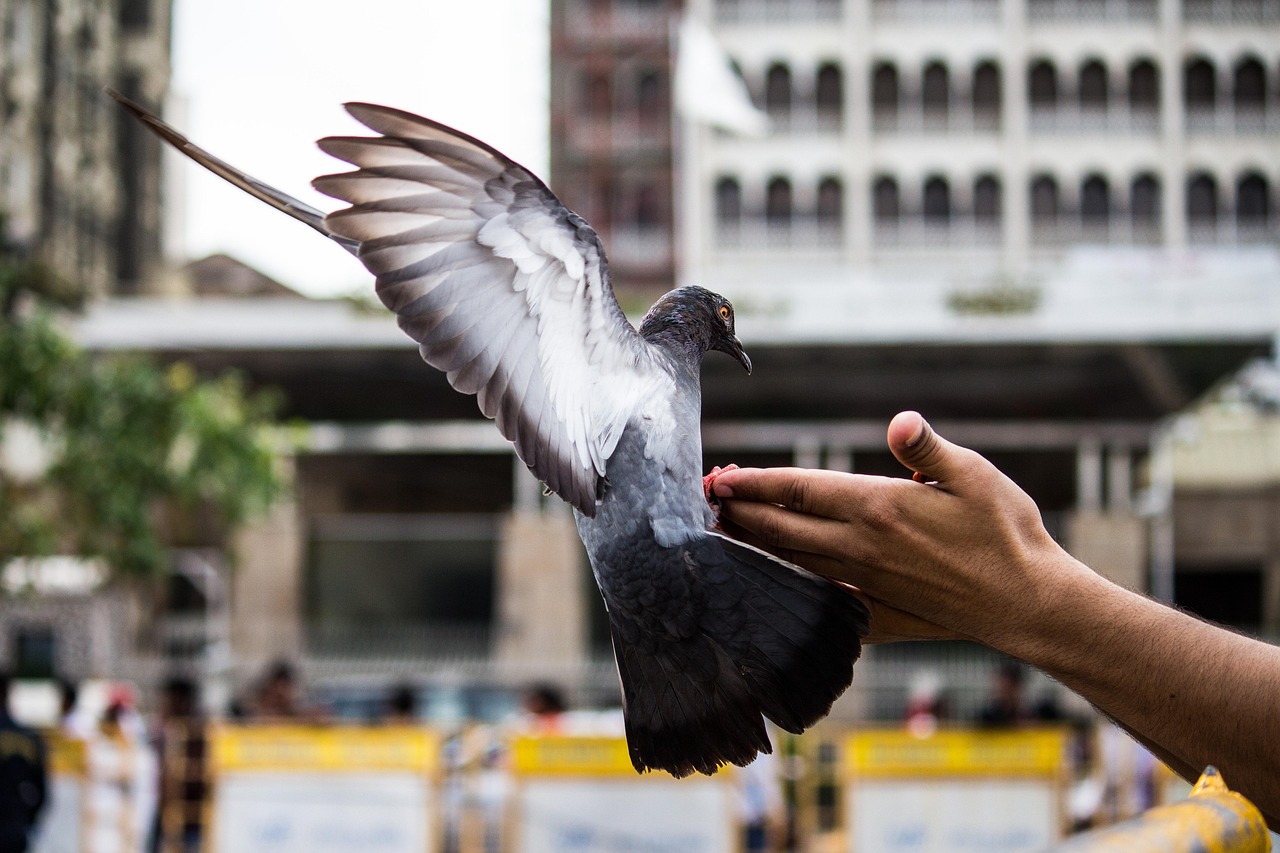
(610, 532, 870, 778)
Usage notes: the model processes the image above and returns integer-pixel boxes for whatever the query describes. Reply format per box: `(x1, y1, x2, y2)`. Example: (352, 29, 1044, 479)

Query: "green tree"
(0, 244, 285, 579)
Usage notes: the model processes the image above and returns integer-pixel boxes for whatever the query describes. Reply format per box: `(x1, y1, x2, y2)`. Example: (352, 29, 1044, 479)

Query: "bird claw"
(702, 464, 740, 528)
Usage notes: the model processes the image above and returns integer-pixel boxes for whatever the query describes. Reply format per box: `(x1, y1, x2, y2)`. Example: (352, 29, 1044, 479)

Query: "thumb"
(887, 411, 972, 486)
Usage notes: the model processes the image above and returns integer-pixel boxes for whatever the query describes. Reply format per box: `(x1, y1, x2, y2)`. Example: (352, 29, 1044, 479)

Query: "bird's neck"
(641, 326, 709, 371)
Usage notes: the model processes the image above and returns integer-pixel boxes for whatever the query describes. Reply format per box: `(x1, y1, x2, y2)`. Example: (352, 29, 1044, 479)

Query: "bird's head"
(639, 286, 752, 374)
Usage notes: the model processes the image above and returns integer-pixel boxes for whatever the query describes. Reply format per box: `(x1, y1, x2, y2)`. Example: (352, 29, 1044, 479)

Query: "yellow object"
(1049, 767, 1271, 852)
(845, 728, 1069, 777)
(210, 725, 440, 774)
(510, 735, 637, 777)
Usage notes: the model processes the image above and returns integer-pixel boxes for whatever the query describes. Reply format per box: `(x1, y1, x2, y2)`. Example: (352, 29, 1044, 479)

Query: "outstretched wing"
(313, 103, 657, 515)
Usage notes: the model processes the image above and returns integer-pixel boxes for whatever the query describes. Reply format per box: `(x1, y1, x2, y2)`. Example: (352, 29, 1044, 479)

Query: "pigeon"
(108, 90, 871, 777)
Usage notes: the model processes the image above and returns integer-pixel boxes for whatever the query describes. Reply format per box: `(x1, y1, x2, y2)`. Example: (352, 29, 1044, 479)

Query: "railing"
(305, 621, 492, 662)
(1185, 105, 1280, 136)
(1028, 0, 1158, 22)
(604, 226, 674, 274)
(873, 105, 1002, 134)
(1030, 105, 1160, 134)
(1184, 0, 1280, 24)
(871, 0, 1001, 22)
(1031, 218, 1164, 246)
(713, 0, 842, 25)
(1187, 218, 1280, 246)
(566, 114, 671, 154)
(874, 217, 1003, 249)
(715, 216, 844, 250)
(764, 105, 844, 135)
(563, 1, 674, 40)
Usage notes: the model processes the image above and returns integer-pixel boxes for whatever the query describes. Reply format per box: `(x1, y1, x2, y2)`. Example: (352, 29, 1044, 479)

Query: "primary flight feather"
(110, 90, 870, 777)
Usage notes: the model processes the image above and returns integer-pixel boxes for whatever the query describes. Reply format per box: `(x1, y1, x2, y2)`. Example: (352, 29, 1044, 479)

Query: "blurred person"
(99, 683, 147, 742)
(712, 410, 1280, 828)
(56, 678, 91, 740)
(149, 677, 206, 853)
(904, 670, 950, 737)
(978, 661, 1030, 727)
(0, 672, 47, 853)
(384, 683, 418, 724)
(520, 683, 567, 734)
(736, 739, 785, 853)
(248, 660, 308, 721)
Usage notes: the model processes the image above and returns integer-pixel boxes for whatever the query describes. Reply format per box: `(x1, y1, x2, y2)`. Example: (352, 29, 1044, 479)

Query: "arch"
(1131, 173, 1161, 224)
(923, 175, 951, 221)
(1029, 60, 1058, 107)
(1030, 174, 1060, 221)
(765, 63, 793, 114)
(922, 62, 950, 111)
(1183, 56, 1217, 109)
(766, 176, 793, 224)
(817, 176, 844, 224)
(1081, 174, 1111, 221)
(585, 72, 612, 114)
(637, 69, 663, 117)
(1186, 172, 1219, 223)
(973, 61, 1001, 113)
(872, 62, 900, 111)
(1233, 57, 1267, 108)
(816, 62, 843, 113)
(873, 176, 900, 221)
(1079, 59, 1109, 109)
(714, 176, 742, 223)
(1237, 172, 1271, 224)
(1128, 59, 1159, 110)
(633, 184, 661, 228)
(973, 174, 1002, 220)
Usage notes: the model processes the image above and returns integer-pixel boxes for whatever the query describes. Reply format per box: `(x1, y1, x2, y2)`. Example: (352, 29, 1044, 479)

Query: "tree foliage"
(0, 248, 285, 579)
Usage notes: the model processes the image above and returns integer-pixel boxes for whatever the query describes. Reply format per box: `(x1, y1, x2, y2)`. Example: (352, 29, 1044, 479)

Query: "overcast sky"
(170, 0, 549, 297)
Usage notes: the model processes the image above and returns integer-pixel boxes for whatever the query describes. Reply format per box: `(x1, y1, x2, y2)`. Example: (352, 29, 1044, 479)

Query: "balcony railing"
(564, 2, 674, 40)
(1183, 0, 1279, 24)
(1028, 0, 1157, 22)
(567, 114, 671, 154)
(306, 621, 492, 662)
(713, 0, 842, 25)
(605, 226, 674, 274)
(1187, 218, 1280, 245)
(1029, 105, 1159, 134)
(871, 0, 1000, 23)
(762, 106, 843, 135)
(873, 217, 1003, 249)
(1031, 217, 1164, 246)
(716, 216, 844, 250)
(1185, 106, 1280, 136)
(873, 105, 1001, 135)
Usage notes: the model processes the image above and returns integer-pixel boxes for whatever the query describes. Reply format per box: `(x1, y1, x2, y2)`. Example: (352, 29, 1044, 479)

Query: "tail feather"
(611, 532, 870, 776)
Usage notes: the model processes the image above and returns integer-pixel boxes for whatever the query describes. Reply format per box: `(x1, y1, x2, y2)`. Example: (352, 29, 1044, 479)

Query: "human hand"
(712, 411, 1093, 653)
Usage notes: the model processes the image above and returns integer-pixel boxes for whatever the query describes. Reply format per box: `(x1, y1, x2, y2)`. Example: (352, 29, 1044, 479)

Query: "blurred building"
(0, 0, 171, 296)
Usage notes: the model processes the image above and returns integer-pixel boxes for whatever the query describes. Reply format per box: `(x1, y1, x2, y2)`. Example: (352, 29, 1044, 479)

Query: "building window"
(816, 63, 843, 115)
(1233, 57, 1267, 109)
(633, 184, 661, 228)
(1030, 175, 1060, 222)
(586, 72, 612, 115)
(973, 61, 1001, 114)
(1186, 172, 1219, 224)
(1029, 60, 1058, 107)
(14, 627, 56, 679)
(1237, 172, 1270, 224)
(922, 62, 950, 113)
(974, 175, 1001, 221)
(1131, 174, 1161, 224)
(715, 177, 742, 224)
(923, 176, 951, 222)
(873, 176, 900, 221)
(1128, 59, 1159, 110)
(817, 177, 843, 225)
(1079, 60, 1109, 109)
(872, 62, 899, 112)
(637, 70, 663, 119)
(1184, 57, 1217, 108)
(1081, 175, 1111, 221)
(766, 177, 793, 224)
(765, 63, 793, 115)
(119, 0, 150, 29)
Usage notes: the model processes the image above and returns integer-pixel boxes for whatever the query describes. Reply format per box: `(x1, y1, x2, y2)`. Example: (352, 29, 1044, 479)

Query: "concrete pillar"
(1106, 445, 1132, 512)
(1077, 438, 1103, 512)
(1067, 511, 1149, 591)
(493, 506, 588, 682)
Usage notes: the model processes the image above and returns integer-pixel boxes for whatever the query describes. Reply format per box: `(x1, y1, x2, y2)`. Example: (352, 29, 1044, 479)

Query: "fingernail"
(712, 483, 734, 498)
(906, 418, 927, 448)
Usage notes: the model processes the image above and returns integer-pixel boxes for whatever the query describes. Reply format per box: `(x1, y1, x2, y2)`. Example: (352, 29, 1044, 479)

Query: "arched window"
(1079, 60, 1109, 109)
(1186, 172, 1219, 224)
(766, 176, 793, 224)
(1128, 60, 1159, 110)
(715, 177, 742, 224)
(633, 184, 660, 228)
(1184, 57, 1217, 109)
(1233, 57, 1267, 109)
(765, 63, 792, 115)
(922, 62, 950, 112)
(817, 177, 844, 225)
(1131, 174, 1161, 224)
(1081, 174, 1111, 222)
(816, 63, 843, 114)
(973, 61, 1001, 114)
(1237, 172, 1271, 224)
(873, 176, 900, 221)
(585, 72, 612, 115)
(923, 176, 951, 222)
(1030, 174, 1060, 222)
(637, 70, 663, 119)
(872, 62, 900, 112)
(973, 174, 1002, 221)
(1029, 60, 1058, 107)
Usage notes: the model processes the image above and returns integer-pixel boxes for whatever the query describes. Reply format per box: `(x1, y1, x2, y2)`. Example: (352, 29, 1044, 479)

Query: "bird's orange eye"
(718, 305, 731, 320)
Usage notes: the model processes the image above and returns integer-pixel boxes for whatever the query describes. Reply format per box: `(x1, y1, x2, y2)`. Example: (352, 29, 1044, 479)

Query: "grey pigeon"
(109, 91, 870, 777)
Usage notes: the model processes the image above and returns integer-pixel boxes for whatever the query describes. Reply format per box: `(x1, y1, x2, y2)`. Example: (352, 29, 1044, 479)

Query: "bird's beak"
(719, 336, 752, 375)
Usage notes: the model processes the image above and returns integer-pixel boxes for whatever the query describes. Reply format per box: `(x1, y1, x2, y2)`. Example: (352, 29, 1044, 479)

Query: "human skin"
(711, 410, 1280, 829)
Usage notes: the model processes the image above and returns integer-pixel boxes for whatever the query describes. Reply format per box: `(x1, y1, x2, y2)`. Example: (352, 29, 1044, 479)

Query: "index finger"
(710, 466, 866, 521)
